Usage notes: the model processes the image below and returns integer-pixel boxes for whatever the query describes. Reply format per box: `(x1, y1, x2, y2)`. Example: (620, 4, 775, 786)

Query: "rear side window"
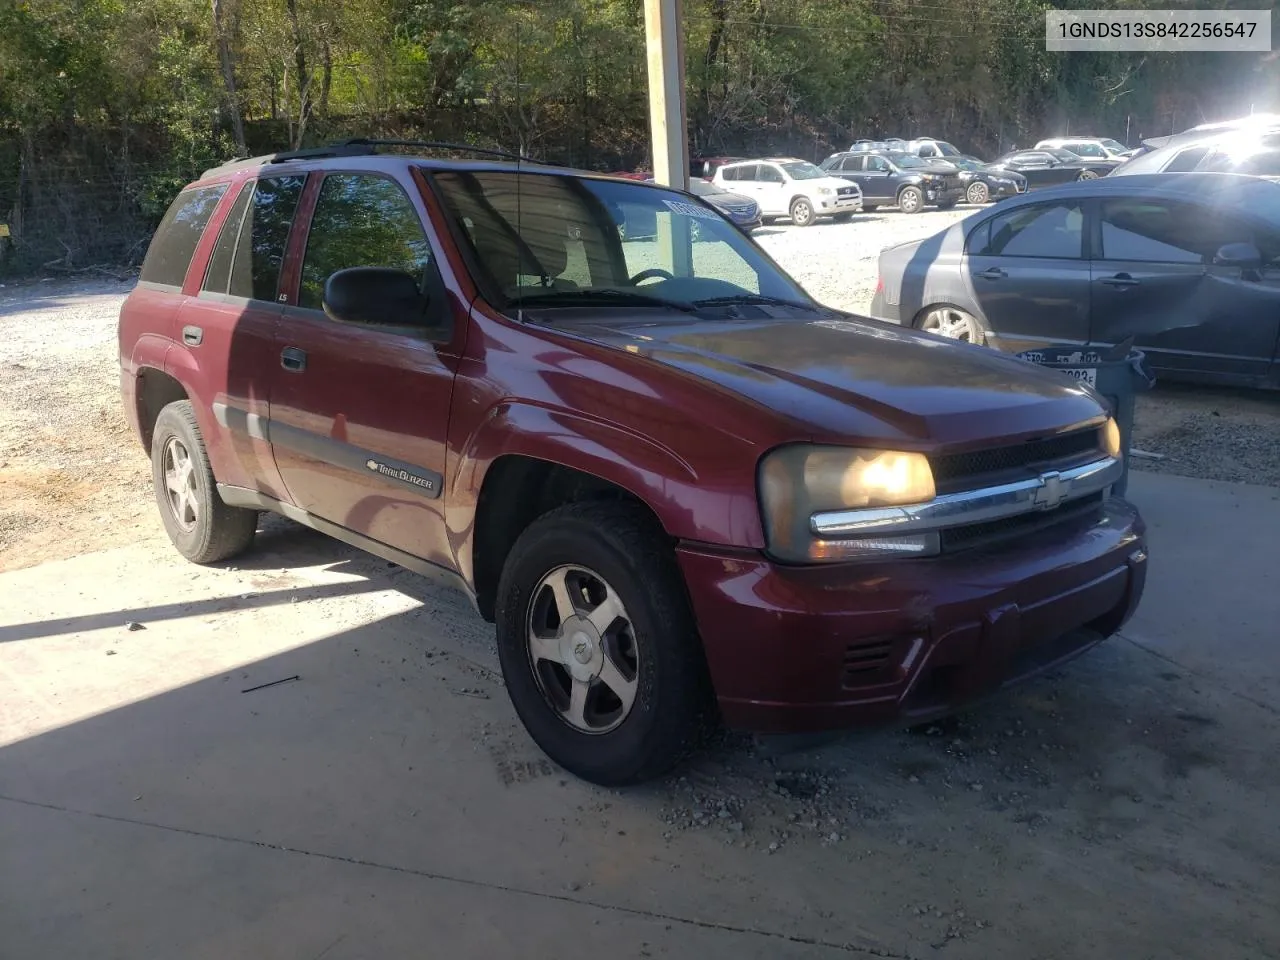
(140, 185, 227, 288)
(298, 174, 435, 311)
(1164, 146, 1210, 172)
(973, 202, 1084, 259)
(203, 176, 305, 301)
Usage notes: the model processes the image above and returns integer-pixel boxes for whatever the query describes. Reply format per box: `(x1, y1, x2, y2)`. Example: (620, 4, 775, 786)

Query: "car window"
(1101, 139, 1127, 153)
(720, 165, 740, 182)
(1100, 198, 1250, 263)
(1067, 143, 1107, 158)
(844, 156, 864, 172)
(202, 182, 253, 295)
(918, 144, 938, 157)
(934, 142, 962, 157)
(758, 165, 786, 183)
(298, 174, 437, 311)
(888, 153, 927, 168)
(1014, 151, 1054, 164)
(729, 164, 755, 182)
(975, 202, 1084, 258)
(139, 184, 227, 288)
(1164, 146, 1210, 172)
(866, 156, 889, 172)
(203, 175, 305, 301)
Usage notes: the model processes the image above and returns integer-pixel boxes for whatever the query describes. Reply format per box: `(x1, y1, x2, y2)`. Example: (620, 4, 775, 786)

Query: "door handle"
(977, 267, 1007, 280)
(280, 346, 307, 372)
(1100, 273, 1140, 288)
(182, 325, 203, 346)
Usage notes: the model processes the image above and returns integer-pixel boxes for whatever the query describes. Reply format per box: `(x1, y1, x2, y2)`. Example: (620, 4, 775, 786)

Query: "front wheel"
(918, 305, 986, 344)
(898, 186, 924, 214)
(789, 197, 816, 227)
(966, 181, 990, 204)
(150, 401, 258, 563)
(1077, 169, 1099, 181)
(495, 501, 710, 786)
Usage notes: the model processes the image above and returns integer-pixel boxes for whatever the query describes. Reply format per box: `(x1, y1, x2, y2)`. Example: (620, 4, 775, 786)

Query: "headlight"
(1103, 418, 1122, 458)
(759, 445, 937, 562)
(817, 187, 834, 196)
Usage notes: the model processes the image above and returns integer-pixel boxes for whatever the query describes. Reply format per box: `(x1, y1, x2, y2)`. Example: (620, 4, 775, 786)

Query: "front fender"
(446, 401, 765, 583)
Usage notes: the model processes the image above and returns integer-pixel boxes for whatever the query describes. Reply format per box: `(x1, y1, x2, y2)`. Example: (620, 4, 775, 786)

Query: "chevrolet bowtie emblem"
(1032, 471, 1068, 510)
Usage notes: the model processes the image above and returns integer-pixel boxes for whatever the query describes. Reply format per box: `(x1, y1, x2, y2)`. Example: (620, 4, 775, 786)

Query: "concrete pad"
(3, 493, 1279, 958)
(1123, 471, 1280, 708)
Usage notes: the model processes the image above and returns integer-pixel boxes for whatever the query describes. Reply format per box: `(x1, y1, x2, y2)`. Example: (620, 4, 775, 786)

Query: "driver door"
(268, 170, 461, 569)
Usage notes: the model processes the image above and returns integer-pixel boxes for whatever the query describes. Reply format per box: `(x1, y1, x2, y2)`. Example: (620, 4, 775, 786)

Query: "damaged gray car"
(869, 173, 1280, 389)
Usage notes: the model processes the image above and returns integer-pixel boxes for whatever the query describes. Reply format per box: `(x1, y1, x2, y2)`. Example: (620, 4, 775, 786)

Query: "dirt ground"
(2, 275, 1279, 957)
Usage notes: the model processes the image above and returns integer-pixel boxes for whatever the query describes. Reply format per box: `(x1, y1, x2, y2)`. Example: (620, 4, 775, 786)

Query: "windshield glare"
(431, 170, 809, 313)
(782, 161, 826, 180)
(888, 153, 927, 168)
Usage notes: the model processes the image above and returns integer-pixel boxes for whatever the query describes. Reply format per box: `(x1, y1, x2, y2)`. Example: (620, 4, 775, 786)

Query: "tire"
(789, 197, 816, 227)
(1077, 169, 1099, 181)
(898, 185, 924, 214)
(917, 305, 986, 345)
(495, 501, 710, 786)
(966, 181, 990, 204)
(832, 212, 854, 223)
(151, 400, 258, 564)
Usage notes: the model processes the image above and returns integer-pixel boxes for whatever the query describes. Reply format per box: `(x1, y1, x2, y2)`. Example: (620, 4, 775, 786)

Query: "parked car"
(120, 140, 1147, 785)
(1110, 130, 1280, 179)
(985, 148, 1118, 188)
(869, 172, 1280, 389)
(820, 149, 965, 213)
(712, 157, 862, 225)
(623, 177, 761, 236)
(1036, 137, 1136, 161)
(945, 156, 1028, 204)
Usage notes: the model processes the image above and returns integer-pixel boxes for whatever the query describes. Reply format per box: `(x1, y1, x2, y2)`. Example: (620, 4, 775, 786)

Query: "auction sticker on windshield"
(663, 199, 720, 220)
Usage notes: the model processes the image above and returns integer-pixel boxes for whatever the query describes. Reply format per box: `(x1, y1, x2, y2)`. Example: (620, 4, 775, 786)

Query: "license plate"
(1062, 367, 1097, 386)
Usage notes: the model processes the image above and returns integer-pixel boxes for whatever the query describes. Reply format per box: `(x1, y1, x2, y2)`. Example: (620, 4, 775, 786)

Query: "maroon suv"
(119, 141, 1147, 785)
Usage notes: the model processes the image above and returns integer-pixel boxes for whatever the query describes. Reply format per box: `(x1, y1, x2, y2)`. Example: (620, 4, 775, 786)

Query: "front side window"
(974, 202, 1084, 258)
(432, 171, 810, 312)
(140, 184, 227, 288)
(1100, 198, 1249, 264)
(1066, 143, 1107, 159)
(866, 156, 889, 172)
(758, 165, 785, 184)
(780, 161, 825, 180)
(887, 153, 927, 169)
(299, 174, 435, 311)
(203, 175, 305, 301)
(934, 141, 962, 157)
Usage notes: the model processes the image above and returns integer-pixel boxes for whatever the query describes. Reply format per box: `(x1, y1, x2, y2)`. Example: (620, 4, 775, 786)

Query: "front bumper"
(677, 497, 1146, 732)
(985, 179, 1021, 198)
(819, 195, 863, 213)
(925, 185, 966, 205)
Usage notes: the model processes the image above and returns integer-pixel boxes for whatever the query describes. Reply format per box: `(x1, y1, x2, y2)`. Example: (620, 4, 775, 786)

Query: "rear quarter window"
(140, 184, 228, 288)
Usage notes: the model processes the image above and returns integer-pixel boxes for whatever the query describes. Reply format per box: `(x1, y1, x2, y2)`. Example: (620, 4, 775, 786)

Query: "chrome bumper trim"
(810, 457, 1121, 538)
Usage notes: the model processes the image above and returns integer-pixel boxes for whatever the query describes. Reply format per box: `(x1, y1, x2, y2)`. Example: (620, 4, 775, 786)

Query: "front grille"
(940, 492, 1104, 554)
(930, 428, 1104, 492)
(837, 186, 858, 196)
(1015, 180, 1028, 192)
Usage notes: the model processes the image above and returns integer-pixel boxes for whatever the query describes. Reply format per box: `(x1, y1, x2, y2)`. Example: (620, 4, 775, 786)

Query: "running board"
(216, 484, 478, 612)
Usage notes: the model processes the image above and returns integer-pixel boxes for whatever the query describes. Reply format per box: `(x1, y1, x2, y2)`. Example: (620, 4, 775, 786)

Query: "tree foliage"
(1, 0, 1275, 273)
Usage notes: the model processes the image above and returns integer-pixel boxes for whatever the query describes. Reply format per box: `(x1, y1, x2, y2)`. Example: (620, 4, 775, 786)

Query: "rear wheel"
(966, 181, 990, 204)
(150, 401, 257, 564)
(918, 305, 986, 344)
(898, 186, 924, 214)
(789, 197, 816, 227)
(1077, 169, 1099, 181)
(495, 501, 709, 785)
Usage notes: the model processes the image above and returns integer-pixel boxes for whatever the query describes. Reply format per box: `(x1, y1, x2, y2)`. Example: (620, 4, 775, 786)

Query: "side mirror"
(1213, 242, 1262, 270)
(322, 267, 428, 327)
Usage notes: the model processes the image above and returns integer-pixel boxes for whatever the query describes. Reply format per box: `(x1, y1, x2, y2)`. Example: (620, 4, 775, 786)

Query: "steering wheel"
(629, 267, 675, 286)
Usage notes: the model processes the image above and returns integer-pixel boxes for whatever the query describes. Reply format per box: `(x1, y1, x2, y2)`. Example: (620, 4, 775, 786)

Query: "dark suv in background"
(821, 148, 965, 213)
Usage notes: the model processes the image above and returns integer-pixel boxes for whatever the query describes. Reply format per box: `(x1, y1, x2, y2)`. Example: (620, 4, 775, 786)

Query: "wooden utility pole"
(643, 0, 689, 189)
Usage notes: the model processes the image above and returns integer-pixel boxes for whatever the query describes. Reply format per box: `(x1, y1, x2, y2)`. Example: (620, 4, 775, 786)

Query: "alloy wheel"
(922, 306, 984, 343)
(526, 564, 640, 734)
(162, 436, 200, 532)
(966, 181, 989, 204)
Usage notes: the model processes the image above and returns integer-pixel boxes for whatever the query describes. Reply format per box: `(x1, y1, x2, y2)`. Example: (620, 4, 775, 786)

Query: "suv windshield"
(932, 141, 962, 157)
(887, 152, 927, 168)
(431, 170, 810, 314)
(1101, 139, 1127, 153)
(781, 161, 826, 180)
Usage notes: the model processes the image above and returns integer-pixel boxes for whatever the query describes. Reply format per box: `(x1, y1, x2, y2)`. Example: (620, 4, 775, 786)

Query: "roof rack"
(202, 139, 555, 179)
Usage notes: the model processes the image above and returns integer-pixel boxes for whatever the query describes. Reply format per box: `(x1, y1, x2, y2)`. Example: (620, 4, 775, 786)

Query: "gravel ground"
(1, 208, 1277, 571)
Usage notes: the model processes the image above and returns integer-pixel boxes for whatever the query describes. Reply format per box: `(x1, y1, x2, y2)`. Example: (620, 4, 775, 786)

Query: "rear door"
(175, 173, 307, 499)
(754, 163, 788, 215)
(965, 199, 1091, 352)
(268, 170, 460, 568)
(1091, 196, 1280, 382)
(722, 164, 762, 207)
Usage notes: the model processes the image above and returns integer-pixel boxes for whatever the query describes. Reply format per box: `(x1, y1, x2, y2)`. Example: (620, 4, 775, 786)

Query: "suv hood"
(563, 313, 1105, 448)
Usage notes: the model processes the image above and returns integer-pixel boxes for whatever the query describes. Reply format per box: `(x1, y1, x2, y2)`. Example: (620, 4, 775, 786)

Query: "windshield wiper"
(512, 288, 698, 313)
(693, 293, 824, 312)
